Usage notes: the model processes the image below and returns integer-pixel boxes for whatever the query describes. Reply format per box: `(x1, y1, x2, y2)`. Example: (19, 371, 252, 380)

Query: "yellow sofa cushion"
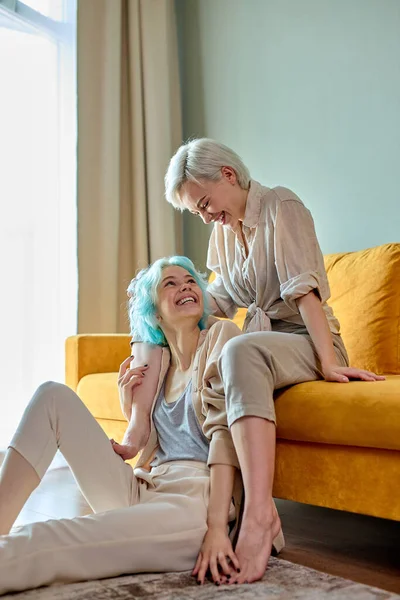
(324, 243, 400, 375)
(275, 375, 400, 451)
(77, 373, 122, 421)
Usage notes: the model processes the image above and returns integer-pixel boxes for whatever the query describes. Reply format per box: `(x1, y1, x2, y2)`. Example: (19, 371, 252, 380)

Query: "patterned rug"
(4, 558, 399, 600)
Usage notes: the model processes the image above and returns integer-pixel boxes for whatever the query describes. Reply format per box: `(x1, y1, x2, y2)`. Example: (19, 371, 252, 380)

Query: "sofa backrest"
(209, 243, 400, 375)
(324, 243, 400, 375)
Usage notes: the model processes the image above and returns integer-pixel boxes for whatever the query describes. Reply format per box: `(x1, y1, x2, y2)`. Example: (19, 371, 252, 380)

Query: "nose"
(180, 281, 191, 291)
(201, 211, 212, 224)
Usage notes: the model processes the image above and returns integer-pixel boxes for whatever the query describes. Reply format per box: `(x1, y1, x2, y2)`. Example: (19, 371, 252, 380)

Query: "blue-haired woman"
(0, 256, 284, 595)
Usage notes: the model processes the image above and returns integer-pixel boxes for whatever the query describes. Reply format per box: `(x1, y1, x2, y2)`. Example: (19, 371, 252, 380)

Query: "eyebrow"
(161, 274, 194, 284)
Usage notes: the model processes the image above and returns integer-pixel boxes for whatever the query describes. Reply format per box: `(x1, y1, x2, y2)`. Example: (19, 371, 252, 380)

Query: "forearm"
(296, 290, 337, 369)
(207, 463, 236, 530)
(123, 406, 151, 451)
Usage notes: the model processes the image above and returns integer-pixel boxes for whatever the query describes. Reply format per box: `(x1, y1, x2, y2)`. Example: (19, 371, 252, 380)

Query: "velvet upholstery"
(65, 243, 400, 520)
(273, 441, 400, 521)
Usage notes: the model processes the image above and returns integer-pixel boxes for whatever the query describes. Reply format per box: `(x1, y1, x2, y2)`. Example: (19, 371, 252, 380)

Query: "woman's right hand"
(118, 356, 149, 420)
(192, 527, 240, 585)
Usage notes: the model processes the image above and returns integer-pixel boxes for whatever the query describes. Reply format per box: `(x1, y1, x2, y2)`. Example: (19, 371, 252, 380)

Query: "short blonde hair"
(165, 138, 251, 210)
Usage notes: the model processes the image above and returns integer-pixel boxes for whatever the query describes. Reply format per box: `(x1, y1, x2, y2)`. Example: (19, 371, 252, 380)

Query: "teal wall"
(176, 0, 400, 271)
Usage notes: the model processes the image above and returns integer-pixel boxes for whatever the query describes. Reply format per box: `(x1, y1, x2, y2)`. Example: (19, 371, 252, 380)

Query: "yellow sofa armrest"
(65, 334, 131, 391)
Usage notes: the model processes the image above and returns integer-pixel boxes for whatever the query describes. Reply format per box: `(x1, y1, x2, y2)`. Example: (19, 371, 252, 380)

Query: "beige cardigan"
(135, 319, 243, 536)
(136, 319, 241, 470)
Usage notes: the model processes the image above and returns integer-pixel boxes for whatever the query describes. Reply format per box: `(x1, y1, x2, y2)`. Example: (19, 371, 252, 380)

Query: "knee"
(32, 381, 71, 408)
(219, 335, 263, 374)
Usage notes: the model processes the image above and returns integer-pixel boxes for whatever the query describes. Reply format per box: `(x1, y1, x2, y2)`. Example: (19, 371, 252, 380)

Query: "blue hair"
(127, 256, 210, 346)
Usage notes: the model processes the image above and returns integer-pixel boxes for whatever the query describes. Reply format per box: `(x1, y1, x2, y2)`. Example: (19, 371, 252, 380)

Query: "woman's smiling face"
(156, 265, 204, 328)
(180, 167, 248, 230)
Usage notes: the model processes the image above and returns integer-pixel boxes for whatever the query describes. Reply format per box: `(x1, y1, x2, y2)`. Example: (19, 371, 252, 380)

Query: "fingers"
(217, 552, 234, 577)
(196, 555, 209, 586)
(360, 370, 385, 381)
(328, 373, 349, 383)
(344, 368, 385, 382)
(118, 356, 148, 381)
(119, 365, 148, 388)
(209, 555, 220, 584)
(118, 355, 133, 379)
(328, 367, 386, 383)
(227, 550, 240, 573)
(195, 553, 239, 585)
(192, 553, 202, 577)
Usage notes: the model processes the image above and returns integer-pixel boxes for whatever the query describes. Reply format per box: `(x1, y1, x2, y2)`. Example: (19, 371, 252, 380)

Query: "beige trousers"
(219, 326, 349, 426)
(0, 382, 209, 595)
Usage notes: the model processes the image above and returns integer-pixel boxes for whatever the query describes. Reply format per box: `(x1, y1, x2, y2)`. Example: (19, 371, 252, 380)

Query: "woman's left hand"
(322, 365, 386, 383)
(192, 527, 240, 585)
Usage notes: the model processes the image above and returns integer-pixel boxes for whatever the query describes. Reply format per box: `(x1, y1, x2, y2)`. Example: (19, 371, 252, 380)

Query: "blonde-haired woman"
(123, 138, 384, 585)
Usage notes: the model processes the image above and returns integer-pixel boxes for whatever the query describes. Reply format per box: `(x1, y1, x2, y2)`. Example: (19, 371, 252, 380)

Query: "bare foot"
(230, 503, 282, 584)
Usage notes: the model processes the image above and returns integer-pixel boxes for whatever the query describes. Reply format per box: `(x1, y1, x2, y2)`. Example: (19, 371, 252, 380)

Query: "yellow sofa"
(65, 243, 400, 521)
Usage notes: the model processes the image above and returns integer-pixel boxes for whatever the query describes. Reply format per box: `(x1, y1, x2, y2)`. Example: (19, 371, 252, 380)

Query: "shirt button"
(193, 366, 198, 371)
(193, 387, 198, 392)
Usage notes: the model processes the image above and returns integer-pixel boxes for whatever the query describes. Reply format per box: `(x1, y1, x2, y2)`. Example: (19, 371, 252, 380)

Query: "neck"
(163, 322, 201, 371)
(238, 184, 250, 222)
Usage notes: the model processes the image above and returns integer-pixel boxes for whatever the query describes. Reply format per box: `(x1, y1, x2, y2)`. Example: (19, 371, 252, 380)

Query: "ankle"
(242, 500, 279, 527)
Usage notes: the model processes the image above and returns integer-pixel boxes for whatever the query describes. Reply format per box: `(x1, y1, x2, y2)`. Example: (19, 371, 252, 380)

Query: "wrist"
(206, 517, 228, 531)
(321, 361, 339, 372)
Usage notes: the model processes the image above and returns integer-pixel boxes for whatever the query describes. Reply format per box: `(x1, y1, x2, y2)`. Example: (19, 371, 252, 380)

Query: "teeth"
(178, 297, 195, 305)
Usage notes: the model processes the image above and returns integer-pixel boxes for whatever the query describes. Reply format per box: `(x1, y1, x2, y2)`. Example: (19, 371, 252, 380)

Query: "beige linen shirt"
(207, 180, 340, 335)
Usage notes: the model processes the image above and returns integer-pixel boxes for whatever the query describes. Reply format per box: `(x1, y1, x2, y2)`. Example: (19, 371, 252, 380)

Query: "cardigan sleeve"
(200, 320, 241, 469)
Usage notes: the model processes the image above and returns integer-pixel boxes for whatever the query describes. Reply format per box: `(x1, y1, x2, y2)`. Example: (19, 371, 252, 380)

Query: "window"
(0, 0, 77, 448)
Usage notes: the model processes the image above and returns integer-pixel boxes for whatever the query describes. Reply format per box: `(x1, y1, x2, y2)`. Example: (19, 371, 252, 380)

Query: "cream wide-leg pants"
(219, 328, 349, 426)
(0, 382, 209, 595)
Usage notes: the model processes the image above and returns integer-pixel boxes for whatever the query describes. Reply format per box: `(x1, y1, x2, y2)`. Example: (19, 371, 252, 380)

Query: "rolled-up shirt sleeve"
(274, 199, 329, 312)
(206, 227, 238, 319)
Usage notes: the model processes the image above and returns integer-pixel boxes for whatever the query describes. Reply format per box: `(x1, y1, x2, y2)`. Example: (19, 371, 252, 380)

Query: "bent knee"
(32, 381, 76, 408)
(219, 334, 265, 371)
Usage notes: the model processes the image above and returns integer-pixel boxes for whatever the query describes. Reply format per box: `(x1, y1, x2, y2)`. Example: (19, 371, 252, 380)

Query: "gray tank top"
(151, 378, 209, 467)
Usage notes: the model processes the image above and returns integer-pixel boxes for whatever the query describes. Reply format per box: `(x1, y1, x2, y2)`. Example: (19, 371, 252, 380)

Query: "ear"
(221, 166, 237, 185)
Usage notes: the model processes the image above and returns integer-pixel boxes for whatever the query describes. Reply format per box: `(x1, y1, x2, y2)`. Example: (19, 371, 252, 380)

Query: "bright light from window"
(20, 0, 64, 20)
(0, 2, 77, 448)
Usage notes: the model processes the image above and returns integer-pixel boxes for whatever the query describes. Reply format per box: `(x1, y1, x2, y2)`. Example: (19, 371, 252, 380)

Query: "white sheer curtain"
(0, 0, 77, 449)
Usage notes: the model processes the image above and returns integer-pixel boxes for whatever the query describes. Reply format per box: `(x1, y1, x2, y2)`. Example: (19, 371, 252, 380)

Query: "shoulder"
(256, 186, 306, 224)
(267, 187, 313, 227)
(269, 186, 305, 206)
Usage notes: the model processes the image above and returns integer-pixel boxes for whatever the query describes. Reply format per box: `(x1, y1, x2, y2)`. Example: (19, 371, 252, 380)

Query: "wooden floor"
(12, 466, 400, 595)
